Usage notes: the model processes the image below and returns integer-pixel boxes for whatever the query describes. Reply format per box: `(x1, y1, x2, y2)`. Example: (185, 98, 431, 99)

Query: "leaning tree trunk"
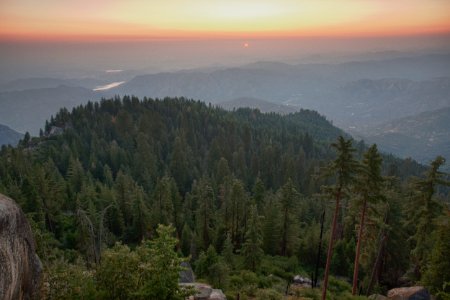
(321, 191, 341, 300)
(352, 199, 367, 295)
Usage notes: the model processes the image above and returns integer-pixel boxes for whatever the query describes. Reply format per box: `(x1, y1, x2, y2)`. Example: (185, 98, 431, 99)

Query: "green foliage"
(321, 136, 359, 299)
(326, 276, 368, 300)
(222, 232, 235, 267)
(96, 243, 139, 300)
(208, 261, 230, 289)
(330, 238, 355, 278)
(242, 204, 264, 271)
(95, 224, 192, 300)
(44, 259, 97, 300)
(254, 289, 283, 300)
(422, 219, 450, 295)
(409, 156, 449, 275)
(195, 244, 219, 279)
(351, 144, 384, 293)
(278, 179, 301, 256)
(0, 97, 446, 299)
(135, 224, 190, 300)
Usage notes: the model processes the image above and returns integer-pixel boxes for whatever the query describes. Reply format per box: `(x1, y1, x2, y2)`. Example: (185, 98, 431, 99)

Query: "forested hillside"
(0, 97, 448, 299)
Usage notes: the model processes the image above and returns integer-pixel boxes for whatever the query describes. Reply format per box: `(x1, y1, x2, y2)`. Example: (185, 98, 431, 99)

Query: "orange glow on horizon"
(1, 0, 449, 41)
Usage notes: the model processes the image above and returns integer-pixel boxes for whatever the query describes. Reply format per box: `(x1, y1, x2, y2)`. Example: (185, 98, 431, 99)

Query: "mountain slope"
(336, 77, 450, 128)
(0, 85, 101, 135)
(108, 55, 450, 128)
(0, 124, 22, 146)
(0, 77, 105, 92)
(359, 107, 450, 166)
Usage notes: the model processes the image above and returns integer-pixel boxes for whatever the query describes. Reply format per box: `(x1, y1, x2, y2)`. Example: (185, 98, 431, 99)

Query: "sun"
(243, 42, 249, 48)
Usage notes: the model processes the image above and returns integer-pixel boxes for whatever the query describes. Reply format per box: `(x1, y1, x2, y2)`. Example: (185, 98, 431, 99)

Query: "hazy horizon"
(1, 34, 450, 84)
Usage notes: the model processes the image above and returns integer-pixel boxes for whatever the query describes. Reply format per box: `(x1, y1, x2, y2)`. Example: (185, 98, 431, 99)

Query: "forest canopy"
(0, 97, 448, 299)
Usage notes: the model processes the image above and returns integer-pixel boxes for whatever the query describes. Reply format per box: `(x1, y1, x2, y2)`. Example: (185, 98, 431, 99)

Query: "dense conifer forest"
(0, 97, 448, 299)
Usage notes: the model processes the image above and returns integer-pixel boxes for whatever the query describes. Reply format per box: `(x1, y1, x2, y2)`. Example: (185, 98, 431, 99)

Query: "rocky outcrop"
(369, 294, 388, 300)
(182, 283, 226, 300)
(209, 289, 226, 300)
(293, 275, 312, 287)
(387, 286, 430, 300)
(0, 193, 42, 300)
(179, 262, 196, 283)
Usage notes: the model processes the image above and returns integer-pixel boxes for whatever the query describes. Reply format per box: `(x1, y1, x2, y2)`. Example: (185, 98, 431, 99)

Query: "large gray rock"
(181, 283, 226, 300)
(209, 289, 226, 300)
(179, 261, 196, 283)
(293, 275, 312, 286)
(387, 286, 430, 300)
(0, 193, 42, 300)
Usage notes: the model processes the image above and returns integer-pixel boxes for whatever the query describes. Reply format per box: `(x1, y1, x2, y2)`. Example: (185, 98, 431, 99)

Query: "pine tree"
(262, 192, 281, 255)
(242, 205, 264, 271)
(194, 178, 215, 251)
(321, 136, 358, 300)
(410, 156, 449, 276)
(222, 232, 234, 268)
(252, 177, 265, 211)
(130, 186, 150, 243)
(422, 214, 450, 295)
(136, 224, 192, 299)
(152, 176, 175, 227)
(181, 223, 192, 256)
(279, 179, 300, 256)
(352, 144, 384, 294)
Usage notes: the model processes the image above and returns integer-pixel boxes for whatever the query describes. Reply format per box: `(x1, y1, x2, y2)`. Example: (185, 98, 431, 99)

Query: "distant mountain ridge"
(335, 77, 450, 128)
(109, 54, 450, 100)
(0, 124, 22, 146)
(1, 53, 449, 157)
(0, 85, 101, 135)
(0, 77, 104, 92)
(356, 107, 450, 167)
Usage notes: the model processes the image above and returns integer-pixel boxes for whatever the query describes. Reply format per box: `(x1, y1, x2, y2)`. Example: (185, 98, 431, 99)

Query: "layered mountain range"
(0, 53, 448, 164)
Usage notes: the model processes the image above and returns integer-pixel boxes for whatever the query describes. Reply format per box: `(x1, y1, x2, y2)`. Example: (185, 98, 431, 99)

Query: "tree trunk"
(366, 210, 389, 296)
(321, 191, 341, 300)
(352, 199, 367, 295)
(366, 235, 386, 295)
(314, 210, 325, 288)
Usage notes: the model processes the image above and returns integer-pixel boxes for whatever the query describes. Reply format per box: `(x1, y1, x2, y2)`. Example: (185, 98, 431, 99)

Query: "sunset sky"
(1, 0, 450, 40)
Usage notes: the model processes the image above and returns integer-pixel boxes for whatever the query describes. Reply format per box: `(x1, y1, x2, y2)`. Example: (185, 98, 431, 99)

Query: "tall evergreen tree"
(279, 179, 300, 256)
(242, 205, 264, 271)
(409, 156, 449, 277)
(262, 192, 281, 255)
(136, 224, 192, 300)
(221, 232, 234, 268)
(194, 178, 216, 251)
(422, 214, 450, 295)
(352, 144, 384, 294)
(321, 136, 358, 300)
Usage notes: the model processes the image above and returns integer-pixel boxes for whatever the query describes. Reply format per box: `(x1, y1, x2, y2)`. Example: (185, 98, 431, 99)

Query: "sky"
(1, 0, 450, 40)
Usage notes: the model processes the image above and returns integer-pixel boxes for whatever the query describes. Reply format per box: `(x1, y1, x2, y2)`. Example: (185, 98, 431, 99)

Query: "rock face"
(0, 193, 42, 300)
(387, 286, 430, 300)
(179, 261, 196, 283)
(182, 283, 227, 300)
